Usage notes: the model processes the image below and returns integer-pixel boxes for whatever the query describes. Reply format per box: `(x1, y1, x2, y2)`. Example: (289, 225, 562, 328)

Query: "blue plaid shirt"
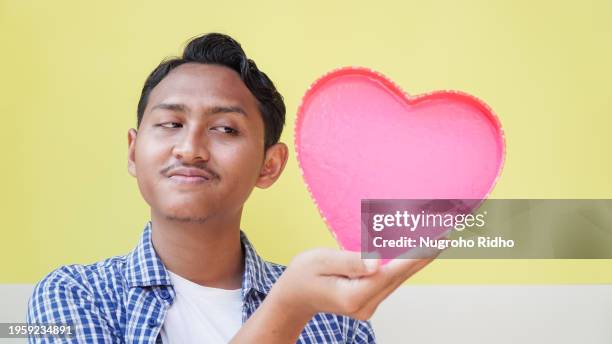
(27, 222, 376, 343)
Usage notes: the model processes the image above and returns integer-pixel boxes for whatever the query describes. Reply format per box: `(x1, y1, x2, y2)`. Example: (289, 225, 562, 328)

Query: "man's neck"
(150, 210, 244, 290)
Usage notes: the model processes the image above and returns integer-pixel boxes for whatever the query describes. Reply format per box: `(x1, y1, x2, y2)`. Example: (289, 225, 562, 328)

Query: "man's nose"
(172, 126, 211, 163)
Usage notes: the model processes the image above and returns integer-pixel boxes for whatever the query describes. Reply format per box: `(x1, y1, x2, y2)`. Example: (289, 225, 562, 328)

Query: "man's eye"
(212, 126, 239, 135)
(159, 122, 182, 128)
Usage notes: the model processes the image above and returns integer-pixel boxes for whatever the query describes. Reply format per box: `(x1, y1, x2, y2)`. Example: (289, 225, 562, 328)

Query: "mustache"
(160, 162, 220, 180)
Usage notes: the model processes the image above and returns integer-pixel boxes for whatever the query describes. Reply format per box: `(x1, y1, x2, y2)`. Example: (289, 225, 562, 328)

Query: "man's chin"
(166, 215, 208, 224)
(164, 214, 210, 224)
(160, 207, 213, 224)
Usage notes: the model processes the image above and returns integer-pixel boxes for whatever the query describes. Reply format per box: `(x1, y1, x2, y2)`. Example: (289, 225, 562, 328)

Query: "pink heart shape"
(295, 67, 505, 259)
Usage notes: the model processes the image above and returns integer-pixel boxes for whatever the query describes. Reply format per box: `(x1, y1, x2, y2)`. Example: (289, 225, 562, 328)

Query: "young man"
(28, 33, 437, 343)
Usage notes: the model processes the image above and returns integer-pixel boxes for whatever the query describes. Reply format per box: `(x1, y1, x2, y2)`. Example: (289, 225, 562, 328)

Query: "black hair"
(136, 33, 285, 150)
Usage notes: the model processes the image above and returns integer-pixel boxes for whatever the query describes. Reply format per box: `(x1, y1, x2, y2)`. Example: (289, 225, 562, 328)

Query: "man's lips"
(165, 166, 217, 185)
(169, 175, 208, 184)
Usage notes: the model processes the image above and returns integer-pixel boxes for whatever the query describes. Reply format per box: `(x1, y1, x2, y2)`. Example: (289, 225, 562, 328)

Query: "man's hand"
(230, 247, 440, 343)
(270, 248, 440, 321)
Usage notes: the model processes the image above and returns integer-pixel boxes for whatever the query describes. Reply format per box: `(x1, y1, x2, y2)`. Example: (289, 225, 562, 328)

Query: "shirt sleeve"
(27, 266, 115, 343)
(349, 319, 376, 343)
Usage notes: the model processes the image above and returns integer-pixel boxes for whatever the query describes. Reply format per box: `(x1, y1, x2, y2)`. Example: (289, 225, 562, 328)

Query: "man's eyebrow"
(151, 103, 188, 113)
(207, 105, 248, 117)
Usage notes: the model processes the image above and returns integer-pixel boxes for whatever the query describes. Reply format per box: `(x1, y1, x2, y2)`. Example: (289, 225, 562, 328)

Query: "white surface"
(2, 284, 611, 343)
(371, 285, 612, 344)
(0, 285, 32, 344)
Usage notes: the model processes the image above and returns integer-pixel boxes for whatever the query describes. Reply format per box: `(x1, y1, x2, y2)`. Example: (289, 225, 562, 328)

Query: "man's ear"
(127, 128, 138, 177)
(255, 142, 289, 189)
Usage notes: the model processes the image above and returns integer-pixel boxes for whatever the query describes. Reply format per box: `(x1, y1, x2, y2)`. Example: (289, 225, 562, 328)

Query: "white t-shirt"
(160, 271, 243, 344)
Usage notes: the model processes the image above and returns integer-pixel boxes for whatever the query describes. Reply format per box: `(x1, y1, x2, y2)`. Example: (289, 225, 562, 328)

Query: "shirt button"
(148, 318, 159, 327)
(159, 289, 170, 300)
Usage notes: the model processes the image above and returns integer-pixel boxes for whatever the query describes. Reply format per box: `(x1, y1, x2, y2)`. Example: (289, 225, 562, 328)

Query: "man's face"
(127, 63, 283, 223)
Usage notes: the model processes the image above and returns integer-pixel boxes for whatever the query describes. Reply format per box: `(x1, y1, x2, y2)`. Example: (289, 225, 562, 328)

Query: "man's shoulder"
(34, 255, 129, 290)
(28, 254, 129, 316)
(27, 255, 132, 341)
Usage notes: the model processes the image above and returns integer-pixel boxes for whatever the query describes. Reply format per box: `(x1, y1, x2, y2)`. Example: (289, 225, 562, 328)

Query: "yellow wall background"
(1, 0, 611, 284)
